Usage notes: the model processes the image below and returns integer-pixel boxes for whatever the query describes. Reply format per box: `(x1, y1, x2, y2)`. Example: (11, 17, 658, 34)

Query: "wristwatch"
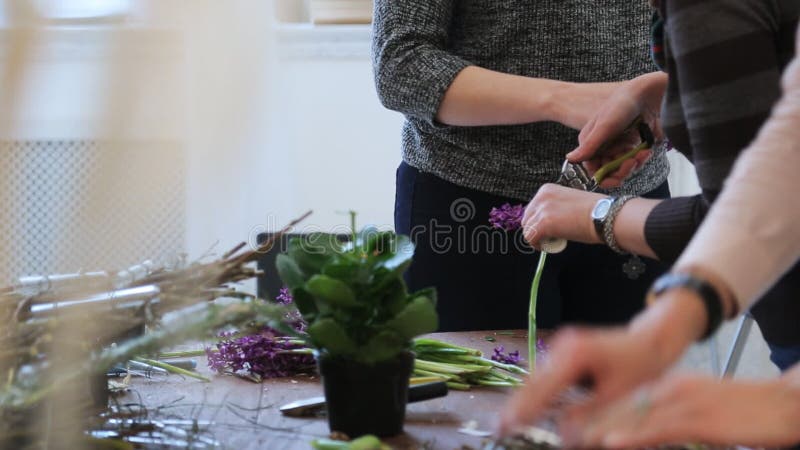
(647, 273, 724, 341)
(591, 196, 634, 253)
(590, 197, 615, 241)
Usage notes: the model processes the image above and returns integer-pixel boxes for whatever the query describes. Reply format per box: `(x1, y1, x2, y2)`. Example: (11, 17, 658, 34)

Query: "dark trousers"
(395, 162, 670, 332)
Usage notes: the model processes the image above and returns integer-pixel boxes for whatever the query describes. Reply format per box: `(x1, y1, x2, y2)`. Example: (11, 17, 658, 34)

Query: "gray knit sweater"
(371, 0, 669, 201)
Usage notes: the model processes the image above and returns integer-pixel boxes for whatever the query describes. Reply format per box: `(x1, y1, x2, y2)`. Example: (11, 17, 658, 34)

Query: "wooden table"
(120, 331, 535, 450)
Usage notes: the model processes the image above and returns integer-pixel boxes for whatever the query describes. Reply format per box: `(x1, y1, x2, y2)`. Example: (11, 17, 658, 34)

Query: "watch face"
(592, 198, 613, 220)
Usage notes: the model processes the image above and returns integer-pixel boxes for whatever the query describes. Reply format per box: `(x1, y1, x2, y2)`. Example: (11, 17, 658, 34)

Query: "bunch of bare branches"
(0, 212, 310, 449)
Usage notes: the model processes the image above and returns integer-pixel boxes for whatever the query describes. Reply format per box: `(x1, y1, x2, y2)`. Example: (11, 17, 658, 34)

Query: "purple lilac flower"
(536, 338, 549, 353)
(492, 346, 521, 365)
(205, 287, 313, 379)
(206, 329, 315, 379)
(274, 287, 307, 333)
(489, 203, 525, 231)
(276, 287, 293, 305)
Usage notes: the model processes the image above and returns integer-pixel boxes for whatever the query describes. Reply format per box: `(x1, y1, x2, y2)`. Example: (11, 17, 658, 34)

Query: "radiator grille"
(0, 140, 186, 284)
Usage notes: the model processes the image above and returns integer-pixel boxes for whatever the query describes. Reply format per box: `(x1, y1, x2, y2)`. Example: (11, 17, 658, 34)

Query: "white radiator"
(0, 140, 186, 284)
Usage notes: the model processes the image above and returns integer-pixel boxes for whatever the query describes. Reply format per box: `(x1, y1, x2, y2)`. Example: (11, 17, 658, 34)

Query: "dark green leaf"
(307, 318, 357, 355)
(357, 225, 381, 250)
(359, 330, 406, 364)
(378, 278, 408, 317)
(306, 232, 344, 255)
(385, 296, 438, 340)
(376, 234, 415, 275)
(290, 287, 318, 319)
(363, 229, 393, 255)
(287, 234, 340, 273)
(410, 286, 437, 306)
(306, 274, 359, 308)
(322, 260, 371, 285)
(275, 254, 305, 289)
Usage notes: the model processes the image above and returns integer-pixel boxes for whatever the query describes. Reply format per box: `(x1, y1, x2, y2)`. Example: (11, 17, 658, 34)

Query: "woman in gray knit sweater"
(372, 0, 671, 331)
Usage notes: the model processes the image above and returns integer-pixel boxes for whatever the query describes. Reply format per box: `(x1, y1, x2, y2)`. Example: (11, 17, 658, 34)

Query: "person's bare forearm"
(612, 198, 661, 259)
(628, 288, 709, 368)
(435, 66, 620, 129)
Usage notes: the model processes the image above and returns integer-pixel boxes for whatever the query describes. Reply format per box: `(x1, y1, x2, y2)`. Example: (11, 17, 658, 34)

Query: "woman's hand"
(499, 327, 673, 436)
(521, 184, 605, 250)
(499, 290, 710, 439)
(561, 373, 800, 449)
(567, 72, 668, 188)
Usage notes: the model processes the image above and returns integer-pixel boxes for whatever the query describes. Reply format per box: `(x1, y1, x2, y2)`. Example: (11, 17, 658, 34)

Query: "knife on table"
(279, 381, 449, 417)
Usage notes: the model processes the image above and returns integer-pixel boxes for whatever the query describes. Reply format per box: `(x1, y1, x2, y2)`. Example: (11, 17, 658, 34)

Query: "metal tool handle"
(407, 381, 448, 403)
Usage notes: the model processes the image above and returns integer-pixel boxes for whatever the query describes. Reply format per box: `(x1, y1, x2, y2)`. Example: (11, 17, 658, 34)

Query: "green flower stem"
(413, 347, 476, 356)
(411, 376, 448, 385)
(446, 381, 472, 391)
(413, 368, 458, 381)
(312, 435, 389, 450)
(134, 357, 211, 382)
(413, 338, 483, 355)
(593, 140, 650, 185)
(484, 370, 523, 384)
(529, 251, 548, 372)
(473, 379, 516, 388)
(436, 354, 528, 375)
(414, 359, 488, 374)
(157, 349, 207, 359)
(451, 356, 492, 366)
(349, 210, 358, 252)
(486, 359, 529, 375)
(419, 356, 491, 373)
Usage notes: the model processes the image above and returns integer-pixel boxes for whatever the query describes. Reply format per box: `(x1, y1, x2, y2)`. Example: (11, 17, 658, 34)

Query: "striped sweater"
(646, 0, 799, 260)
(643, 0, 799, 345)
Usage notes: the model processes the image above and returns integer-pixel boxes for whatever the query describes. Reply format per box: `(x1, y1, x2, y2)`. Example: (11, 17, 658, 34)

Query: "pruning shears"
(556, 116, 655, 192)
(539, 117, 655, 254)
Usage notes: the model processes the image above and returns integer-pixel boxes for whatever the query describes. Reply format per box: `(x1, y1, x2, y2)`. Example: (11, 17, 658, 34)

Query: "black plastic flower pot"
(317, 350, 414, 438)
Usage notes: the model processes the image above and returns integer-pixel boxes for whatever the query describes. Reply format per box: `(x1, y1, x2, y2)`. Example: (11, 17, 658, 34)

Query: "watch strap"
(648, 273, 724, 341)
(602, 195, 635, 254)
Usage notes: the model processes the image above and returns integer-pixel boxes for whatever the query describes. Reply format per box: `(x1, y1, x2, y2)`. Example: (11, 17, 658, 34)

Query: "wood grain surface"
(120, 331, 540, 450)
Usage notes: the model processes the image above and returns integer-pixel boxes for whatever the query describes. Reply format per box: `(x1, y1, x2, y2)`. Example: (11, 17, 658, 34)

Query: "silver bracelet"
(603, 195, 635, 254)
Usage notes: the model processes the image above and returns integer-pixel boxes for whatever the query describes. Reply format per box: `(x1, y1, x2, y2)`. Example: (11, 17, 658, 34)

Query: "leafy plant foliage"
(276, 227, 438, 364)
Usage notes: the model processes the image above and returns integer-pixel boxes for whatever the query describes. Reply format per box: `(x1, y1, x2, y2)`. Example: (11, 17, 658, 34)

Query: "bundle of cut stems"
(412, 338, 528, 390)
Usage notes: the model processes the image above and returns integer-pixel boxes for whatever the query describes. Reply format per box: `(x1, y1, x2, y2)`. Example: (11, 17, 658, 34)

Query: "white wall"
(181, 13, 406, 259)
(0, 0, 701, 277)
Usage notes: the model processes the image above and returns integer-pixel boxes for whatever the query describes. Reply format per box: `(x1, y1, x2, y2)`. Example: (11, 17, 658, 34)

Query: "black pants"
(395, 162, 670, 332)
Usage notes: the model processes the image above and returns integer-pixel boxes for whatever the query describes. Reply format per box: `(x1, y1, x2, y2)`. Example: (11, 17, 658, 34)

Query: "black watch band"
(648, 273, 724, 341)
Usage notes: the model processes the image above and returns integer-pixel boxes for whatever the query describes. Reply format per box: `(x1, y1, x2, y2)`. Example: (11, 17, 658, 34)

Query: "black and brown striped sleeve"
(644, 0, 799, 262)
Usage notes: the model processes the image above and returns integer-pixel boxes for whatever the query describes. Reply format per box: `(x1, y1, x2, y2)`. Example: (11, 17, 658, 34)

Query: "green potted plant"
(275, 220, 438, 438)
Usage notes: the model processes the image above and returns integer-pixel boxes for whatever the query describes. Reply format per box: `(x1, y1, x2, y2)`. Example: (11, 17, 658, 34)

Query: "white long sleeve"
(675, 30, 800, 310)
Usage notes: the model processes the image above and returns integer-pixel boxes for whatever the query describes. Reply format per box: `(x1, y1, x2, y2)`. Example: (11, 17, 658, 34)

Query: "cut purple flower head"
(207, 328, 314, 379)
(489, 203, 525, 231)
(276, 287, 293, 305)
(275, 286, 307, 333)
(536, 338, 549, 353)
(207, 287, 312, 378)
(492, 345, 521, 365)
